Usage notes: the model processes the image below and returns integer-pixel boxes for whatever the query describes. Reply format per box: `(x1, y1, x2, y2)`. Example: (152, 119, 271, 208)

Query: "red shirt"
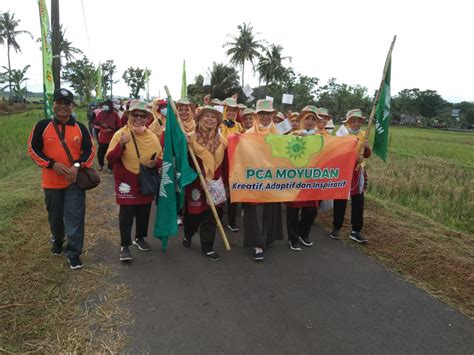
(96, 111, 122, 144)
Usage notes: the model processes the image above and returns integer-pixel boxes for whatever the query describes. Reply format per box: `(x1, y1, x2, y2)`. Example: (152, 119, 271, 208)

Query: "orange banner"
(227, 134, 358, 203)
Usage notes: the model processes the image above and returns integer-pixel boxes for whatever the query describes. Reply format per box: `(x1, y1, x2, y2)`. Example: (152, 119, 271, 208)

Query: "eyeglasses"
(131, 113, 148, 119)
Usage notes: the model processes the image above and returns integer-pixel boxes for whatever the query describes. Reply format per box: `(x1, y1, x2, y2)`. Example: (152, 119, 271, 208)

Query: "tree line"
(1, 11, 473, 127)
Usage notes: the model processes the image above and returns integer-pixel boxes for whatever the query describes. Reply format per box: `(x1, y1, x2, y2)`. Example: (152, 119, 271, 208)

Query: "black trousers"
(333, 193, 364, 232)
(98, 142, 111, 168)
(227, 199, 238, 225)
(286, 206, 317, 242)
(184, 207, 223, 253)
(119, 203, 152, 247)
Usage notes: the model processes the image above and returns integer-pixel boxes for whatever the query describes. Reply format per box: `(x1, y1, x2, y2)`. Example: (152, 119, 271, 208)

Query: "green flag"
(154, 100, 197, 251)
(373, 59, 391, 161)
(38, 0, 54, 119)
(180, 59, 187, 99)
(96, 63, 103, 101)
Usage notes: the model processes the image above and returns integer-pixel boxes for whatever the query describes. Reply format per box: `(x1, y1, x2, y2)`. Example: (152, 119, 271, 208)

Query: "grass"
(366, 126, 474, 234)
(0, 108, 130, 352)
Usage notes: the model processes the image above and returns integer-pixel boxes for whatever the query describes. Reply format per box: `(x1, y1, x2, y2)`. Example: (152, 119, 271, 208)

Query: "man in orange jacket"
(28, 89, 96, 269)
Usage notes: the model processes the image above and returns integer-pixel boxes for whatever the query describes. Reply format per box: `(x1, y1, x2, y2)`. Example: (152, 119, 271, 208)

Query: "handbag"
(53, 122, 100, 191)
(207, 177, 227, 206)
(131, 132, 161, 195)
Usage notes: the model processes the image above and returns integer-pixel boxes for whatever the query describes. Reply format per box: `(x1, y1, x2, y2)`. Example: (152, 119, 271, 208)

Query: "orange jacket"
(28, 117, 95, 189)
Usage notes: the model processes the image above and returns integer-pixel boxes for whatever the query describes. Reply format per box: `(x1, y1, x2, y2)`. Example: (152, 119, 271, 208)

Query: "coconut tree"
(257, 44, 292, 91)
(223, 22, 264, 88)
(0, 11, 33, 100)
(36, 25, 83, 62)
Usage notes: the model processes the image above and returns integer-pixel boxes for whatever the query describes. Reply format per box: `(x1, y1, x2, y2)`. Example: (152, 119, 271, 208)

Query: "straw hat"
(276, 112, 285, 120)
(125, 100, 152, 114)
(299, 105, 318, 121)
(255, 99, 276, 113)
(289, 112, 299, 121)
(316, 107, 333, 120)
(194, 105, 223, 125)
(210, 98, 222, 105)
(241, 108, 255, 116)
(238, 103, 247, 110)
(222, 97, 238, 108)
(342, 109, 366, 123)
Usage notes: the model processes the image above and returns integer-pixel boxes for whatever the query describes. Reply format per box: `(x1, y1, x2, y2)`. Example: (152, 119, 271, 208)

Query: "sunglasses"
(131, 112, 148, 119)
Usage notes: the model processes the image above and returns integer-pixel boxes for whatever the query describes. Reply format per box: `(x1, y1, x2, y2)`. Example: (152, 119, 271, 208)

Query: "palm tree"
(208, 62, 240, 99)
(0, 11, 33, 100)
(223, 22, 264, 88)
(36, 25, 83, 62)
(257, 44, 292, 91)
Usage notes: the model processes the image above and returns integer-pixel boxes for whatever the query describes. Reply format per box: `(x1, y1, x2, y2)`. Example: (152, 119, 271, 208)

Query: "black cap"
(53, 88, 74, 104)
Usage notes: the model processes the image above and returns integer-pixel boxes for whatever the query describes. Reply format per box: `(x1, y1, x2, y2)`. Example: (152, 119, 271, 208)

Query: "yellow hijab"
(220, 106, 243, 138)
(189, 132, 227, 180)
(246, 115, 278, 135)
(107, 121, 162, 174)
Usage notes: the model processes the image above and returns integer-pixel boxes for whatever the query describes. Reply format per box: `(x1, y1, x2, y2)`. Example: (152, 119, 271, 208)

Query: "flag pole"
(164, 86, 231, 251)
(358, 35, 396, 163)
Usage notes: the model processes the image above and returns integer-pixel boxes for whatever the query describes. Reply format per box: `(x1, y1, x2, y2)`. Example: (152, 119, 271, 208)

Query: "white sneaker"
(177, 217, 183, 226)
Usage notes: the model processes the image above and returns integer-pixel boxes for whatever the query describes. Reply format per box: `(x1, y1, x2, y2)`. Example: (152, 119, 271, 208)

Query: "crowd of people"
(28, 88, 370, 270)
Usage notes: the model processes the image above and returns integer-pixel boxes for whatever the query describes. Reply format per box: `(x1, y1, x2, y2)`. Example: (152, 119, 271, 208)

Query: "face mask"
(303, 129, 315, 135)
(160, 108, 167, 117)
(132, 126, 146, 135)
(275, 119, 292, 135)
(103, 105, 110, 112)
(348, 128, 360, 135)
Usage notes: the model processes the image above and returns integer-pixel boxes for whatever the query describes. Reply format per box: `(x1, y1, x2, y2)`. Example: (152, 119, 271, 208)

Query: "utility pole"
(51, 0, 61, 90)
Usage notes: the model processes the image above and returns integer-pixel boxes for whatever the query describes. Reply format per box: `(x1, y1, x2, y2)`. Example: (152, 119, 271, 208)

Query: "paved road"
(95, 200, 473, 354)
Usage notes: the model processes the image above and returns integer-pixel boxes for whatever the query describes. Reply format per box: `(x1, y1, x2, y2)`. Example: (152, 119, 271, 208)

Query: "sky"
(1, 0, 473, 102)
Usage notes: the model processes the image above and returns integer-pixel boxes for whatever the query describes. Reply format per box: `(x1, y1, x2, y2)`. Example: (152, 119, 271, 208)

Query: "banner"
(373, 59, 391, 161)
(96, 63, 103, 101)
(38, 0, 54, 119)
(227, 134, 358, 203)
(180, 59, 187, 99)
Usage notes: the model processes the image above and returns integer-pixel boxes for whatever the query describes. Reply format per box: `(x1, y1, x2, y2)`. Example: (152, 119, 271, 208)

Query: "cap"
(53, 88, 74, 104)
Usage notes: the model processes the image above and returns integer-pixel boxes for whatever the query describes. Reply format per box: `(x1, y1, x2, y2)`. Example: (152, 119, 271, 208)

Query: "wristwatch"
(73, 162, 81, 168)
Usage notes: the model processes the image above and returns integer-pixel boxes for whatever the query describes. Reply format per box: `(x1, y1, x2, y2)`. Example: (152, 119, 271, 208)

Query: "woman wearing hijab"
(106, 100, 163, 262)
(182, 106, 227, 261)
(285, 106, 321, 250)
(243, 99, 282, 261)
(220, 97, 243, 233)
(330, 109, 371, 243)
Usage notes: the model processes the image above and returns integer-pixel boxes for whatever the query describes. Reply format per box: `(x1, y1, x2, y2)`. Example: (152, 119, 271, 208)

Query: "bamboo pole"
(164, 86, 231, 251)
(357, 35, 397, 164)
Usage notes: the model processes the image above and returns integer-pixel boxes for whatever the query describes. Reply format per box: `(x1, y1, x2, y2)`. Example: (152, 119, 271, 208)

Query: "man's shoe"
(177, 217, 183, 226)
(120, 246, 133, 261)
(227, 223, 239, 233)
(253, 249, 264, 261)
(51, 243, 63, 256)
(349, 231, 368, 244)
(182, 236, 192, 248)
(133, 238, 150, 251)
(289, 239, 302, 251)
(68, 256, 83, 270)
(299, 235, 313, 247)
(329, 229, 340, 240)
(204, 251, 220, 261)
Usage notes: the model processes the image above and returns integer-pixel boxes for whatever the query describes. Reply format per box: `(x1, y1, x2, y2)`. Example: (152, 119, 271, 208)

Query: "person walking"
(95, 99, 122, 172)
(330, 109, 371, 243)
(182, 106, 227, 261)
(106, 100, 163, 261)
(28, 88, 95, 270)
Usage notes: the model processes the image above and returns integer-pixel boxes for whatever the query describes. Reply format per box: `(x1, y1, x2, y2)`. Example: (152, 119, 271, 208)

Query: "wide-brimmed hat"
(194, 105, 223, 126)
(275, 112, 285, 120)
(299, 105, 318, 121)
(241, 108, 255, 116)
(316, 107, 333, 120)
(289, 112, 299, 121)
(255, 99, 276, 113)
(125, 100, 152, 114)
(238, 103, 247, 109)
(343, 109, 366, 123)
(210, 98, 222, 105)
(222, 97, 238, 108)
(325, 119, 335, 129)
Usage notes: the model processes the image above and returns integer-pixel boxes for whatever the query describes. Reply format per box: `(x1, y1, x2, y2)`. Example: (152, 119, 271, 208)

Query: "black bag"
(53, 122, 100, 191)
(131, 132, 161, 195)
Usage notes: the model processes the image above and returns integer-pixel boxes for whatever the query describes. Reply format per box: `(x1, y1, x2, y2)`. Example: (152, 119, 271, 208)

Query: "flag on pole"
(38, 0, 54, 119)
(180, 59, 187, 99)
(145, 68, 150, 101)
(373, 48, 393, 161)
(96, 63, 103, 101)
(154, 100, 197, 251)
